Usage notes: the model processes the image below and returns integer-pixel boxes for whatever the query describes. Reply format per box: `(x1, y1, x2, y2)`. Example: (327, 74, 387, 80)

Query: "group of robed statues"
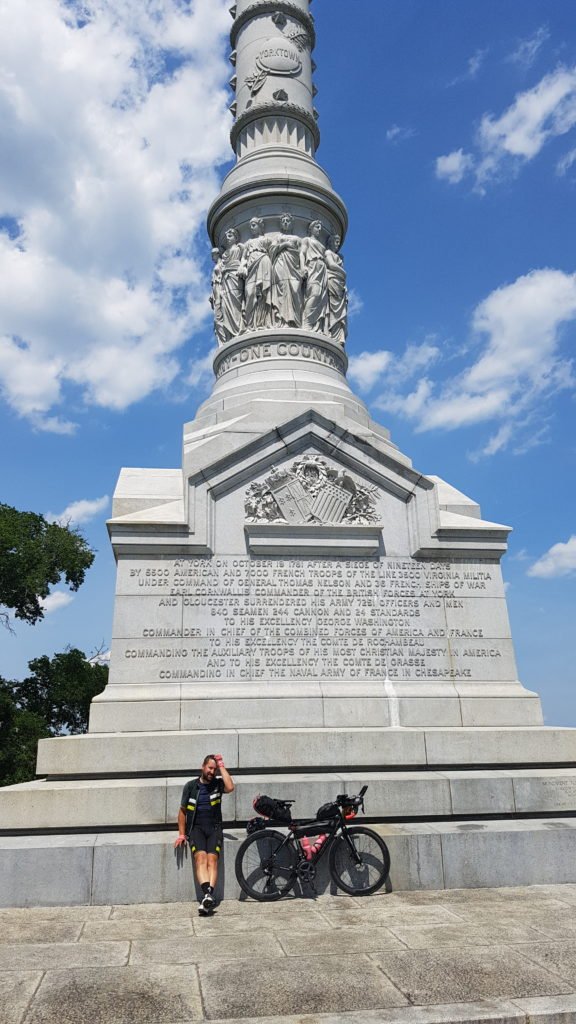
(210, 214, 348, 346)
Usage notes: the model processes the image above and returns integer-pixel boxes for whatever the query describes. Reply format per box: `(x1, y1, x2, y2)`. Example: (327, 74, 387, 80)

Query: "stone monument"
(2, 0, 576, 906)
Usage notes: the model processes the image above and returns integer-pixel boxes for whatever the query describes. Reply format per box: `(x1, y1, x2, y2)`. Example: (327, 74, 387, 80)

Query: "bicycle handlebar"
(335, 785, 368, 813)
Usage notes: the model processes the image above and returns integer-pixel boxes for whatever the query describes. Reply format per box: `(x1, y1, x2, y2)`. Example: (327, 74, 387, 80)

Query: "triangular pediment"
(187, 409, 430, 503)
(109, 409, 510, 561)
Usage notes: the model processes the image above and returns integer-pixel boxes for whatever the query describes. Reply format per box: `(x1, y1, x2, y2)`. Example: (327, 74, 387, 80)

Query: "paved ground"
(4, 884, 576, 1024)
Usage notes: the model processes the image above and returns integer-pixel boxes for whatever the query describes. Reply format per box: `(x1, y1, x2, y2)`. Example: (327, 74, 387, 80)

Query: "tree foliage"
(0, 503, 94, 628)
(0, 649, 108, 787)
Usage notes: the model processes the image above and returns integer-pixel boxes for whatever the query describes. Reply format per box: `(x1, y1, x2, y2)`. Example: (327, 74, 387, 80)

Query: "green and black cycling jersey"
(180, 777, 224, 837)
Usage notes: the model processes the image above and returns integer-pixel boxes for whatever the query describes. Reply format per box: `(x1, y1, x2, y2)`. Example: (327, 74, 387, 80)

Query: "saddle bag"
(252, 794, 293, 823)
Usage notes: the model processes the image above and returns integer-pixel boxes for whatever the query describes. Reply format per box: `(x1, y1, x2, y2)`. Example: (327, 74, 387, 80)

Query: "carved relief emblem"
(245, 37, 302, 95)
(245, 455, 379, 526)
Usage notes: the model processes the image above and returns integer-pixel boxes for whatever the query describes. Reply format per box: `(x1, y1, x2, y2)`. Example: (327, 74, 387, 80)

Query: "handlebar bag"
(316, 801, 340, 820)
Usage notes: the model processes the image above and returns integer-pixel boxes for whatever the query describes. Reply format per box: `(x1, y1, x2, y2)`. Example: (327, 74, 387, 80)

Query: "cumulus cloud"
(348, 351, 392, 392)
(39, 591, 75, 615)
(436, 149, 474, 184)
(0, 0, 232, 430)
(47, 495, 110, 526)
(507, 26, 550, 69)
(436, 66, 576, 189)
(348, 342, 439, 394)
(370, 268, 576, 456)
(528, 536, 576, 578)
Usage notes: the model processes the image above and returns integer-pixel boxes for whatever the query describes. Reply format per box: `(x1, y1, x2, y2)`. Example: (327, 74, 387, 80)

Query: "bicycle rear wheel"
(329, 826, 390, 896)
(235, 829, 299, 901)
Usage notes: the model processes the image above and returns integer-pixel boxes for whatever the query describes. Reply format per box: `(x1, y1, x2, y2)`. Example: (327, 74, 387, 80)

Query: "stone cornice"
(230, 1, 316, 50)
(207, 177, 349, 245)
(231, 102, 320, 152)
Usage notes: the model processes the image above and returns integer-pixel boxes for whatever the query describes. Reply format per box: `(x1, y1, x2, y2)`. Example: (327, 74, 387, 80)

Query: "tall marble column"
(208, 0, 349, 346)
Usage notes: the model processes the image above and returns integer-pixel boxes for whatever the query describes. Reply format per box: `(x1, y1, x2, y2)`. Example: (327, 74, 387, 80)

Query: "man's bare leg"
(206, 853, 219, 890)
(195, 851, 218, 914)
(194, 851, 210, 886)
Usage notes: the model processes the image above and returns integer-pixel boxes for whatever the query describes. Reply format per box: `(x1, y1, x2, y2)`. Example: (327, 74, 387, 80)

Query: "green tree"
(0, 503, 94, 629)
(0, 649, 108, 787)
(0, 685, 51, 786)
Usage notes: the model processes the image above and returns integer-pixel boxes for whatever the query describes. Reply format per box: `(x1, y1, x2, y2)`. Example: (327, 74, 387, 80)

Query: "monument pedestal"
(1, 335, 574, 907)
(86, 332, 541, 735)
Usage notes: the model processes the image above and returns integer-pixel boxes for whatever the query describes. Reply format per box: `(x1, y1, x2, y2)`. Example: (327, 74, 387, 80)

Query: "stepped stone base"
(4, 768, 576, 832)
(35, 727, 576, 777)
(2, 819, 576, 908)
(2, 723, 576, 908)
(88, 693, 544, 732)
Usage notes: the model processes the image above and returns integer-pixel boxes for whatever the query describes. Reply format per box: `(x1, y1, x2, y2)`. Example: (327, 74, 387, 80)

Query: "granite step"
(2, 818, 576, 907)
(3, 769, 576, 832)
(36, 726, 576, 777)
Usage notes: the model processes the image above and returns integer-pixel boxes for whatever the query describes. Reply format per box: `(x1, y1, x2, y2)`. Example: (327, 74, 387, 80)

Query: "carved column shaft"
(207, 0, 349, 349)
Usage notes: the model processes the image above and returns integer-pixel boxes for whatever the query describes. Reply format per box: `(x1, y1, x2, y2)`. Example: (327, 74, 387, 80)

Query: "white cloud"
(437, 66, 576, 189)
(0, 0, 232, 429)
(507, 26, 550, 69)
(39, 591, 75, 615)
(557, 147, 576, 176)
(185, 349, 216, 390)
(89, 649, 111, 666)
(47, 495, 110, 526)
(528, 536, 576, 578)
(348, 351, 392, 392)
(347, 289, 364, 317)
(385, 124, 415, 144)
(448, 48, 488, 86)
(368, 268, 576, 455)
(510, 548, 530, 562)
(468, 50, 488, 78)
(348, 341, 439, 395)
(436, 149, 474, 184)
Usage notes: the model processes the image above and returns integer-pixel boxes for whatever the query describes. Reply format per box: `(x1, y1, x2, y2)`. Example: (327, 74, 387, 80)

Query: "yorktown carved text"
(112, 557, 513, 684)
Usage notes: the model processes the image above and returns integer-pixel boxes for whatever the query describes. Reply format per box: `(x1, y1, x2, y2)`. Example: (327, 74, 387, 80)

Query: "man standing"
(174, 754, 235, 915)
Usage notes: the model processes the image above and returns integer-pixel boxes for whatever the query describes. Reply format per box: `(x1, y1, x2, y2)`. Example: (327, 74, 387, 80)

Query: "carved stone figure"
(240, 217, 273, 331)
(270, 213, 304, 327)
(325, 234, 348, 345)
(219, 227, 245, 340)
(210, 247, 227, 347)
(301, 220, 329, 334)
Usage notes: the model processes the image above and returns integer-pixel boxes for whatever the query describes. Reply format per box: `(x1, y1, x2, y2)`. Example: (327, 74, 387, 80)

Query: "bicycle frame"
(265, 812, 361, 873)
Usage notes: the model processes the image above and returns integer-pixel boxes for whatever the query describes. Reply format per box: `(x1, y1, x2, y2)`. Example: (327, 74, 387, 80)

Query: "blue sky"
(1, 0, 575, 725)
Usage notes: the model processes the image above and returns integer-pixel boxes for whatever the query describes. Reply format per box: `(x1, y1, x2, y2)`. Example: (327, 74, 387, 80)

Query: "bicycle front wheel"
(235, 829, 299, 901)
(329, 826, 390, 896)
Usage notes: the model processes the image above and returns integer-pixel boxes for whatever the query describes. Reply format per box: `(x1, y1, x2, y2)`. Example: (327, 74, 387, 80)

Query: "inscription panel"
(110, 556, 514, 685)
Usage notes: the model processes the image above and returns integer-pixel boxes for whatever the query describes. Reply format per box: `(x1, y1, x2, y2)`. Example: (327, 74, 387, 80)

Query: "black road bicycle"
(235, 785, 390, 901)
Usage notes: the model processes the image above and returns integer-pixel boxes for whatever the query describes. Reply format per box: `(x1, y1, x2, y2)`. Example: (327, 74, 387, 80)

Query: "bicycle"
(235, 785, 390, 901)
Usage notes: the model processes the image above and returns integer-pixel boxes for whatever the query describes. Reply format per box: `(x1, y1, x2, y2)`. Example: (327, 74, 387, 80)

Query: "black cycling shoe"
(198, 893, 215, 915)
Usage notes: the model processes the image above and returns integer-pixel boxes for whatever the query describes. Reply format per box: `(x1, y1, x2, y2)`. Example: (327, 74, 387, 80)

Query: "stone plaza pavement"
(4, 884, 576, 1024)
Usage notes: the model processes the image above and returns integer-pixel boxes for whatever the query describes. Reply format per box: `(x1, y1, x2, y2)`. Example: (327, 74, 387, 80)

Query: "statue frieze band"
(210, 216, 348, 346)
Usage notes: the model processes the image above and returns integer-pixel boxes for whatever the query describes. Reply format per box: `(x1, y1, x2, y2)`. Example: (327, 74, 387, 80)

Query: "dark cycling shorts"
(189, 825, 223, 856)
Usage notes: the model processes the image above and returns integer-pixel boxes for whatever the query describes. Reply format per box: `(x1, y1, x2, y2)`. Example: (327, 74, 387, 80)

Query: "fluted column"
(207, 0, 347, 255)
